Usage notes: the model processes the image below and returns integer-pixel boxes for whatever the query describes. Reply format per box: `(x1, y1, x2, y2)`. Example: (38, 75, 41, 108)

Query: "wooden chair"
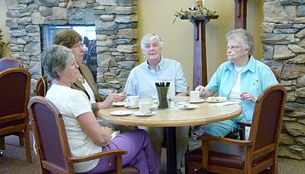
(185, 84, 287, 174)
(0, 57, 26, 155)
(34, 75, 48, 97)
(0, 57, 22, 72)
(28, 96, 139, 174)
(0, 68, 32, 163)
(225, 67, 282, 139)
(270, 67, 281, 84)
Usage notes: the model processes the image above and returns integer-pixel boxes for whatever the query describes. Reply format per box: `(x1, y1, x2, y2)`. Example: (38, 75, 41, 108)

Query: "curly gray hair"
(226, 28, 255, 56)
(140, 33, 164, 50)
(42, 45, 74, 79)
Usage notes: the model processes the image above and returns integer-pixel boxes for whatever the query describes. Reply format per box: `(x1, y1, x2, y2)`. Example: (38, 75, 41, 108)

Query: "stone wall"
(5, 0, 138, 95)
(262, 0, 305, 159)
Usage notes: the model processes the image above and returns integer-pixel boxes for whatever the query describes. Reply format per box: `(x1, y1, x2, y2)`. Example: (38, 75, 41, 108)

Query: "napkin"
(213, 101, 240, 107)
(111, 131, 120, 139)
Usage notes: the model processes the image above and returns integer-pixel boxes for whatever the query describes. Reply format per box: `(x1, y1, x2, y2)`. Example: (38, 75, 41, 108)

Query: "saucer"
(112, 101, 126, 107)
(110, 110, 133, 116)
(189, 99, 205, 103)
(133, 111, 155, 117)
(178, 104, 198, 110)
(125, 105, 139, 109)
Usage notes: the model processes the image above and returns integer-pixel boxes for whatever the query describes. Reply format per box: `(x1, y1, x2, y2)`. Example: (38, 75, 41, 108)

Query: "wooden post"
(186, 15, 219, 88)
(234, 0, 248, 29)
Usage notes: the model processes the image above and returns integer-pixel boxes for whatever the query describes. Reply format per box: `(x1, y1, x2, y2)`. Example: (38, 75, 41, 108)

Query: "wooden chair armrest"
(237, 121, 252, 140)
(197, 135, 252, 146)
(69, 149, 127, 163)
(237, 120, 252, 127)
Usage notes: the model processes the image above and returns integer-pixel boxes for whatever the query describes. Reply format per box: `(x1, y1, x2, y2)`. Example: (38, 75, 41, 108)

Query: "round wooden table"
(97, 101, 242, 174)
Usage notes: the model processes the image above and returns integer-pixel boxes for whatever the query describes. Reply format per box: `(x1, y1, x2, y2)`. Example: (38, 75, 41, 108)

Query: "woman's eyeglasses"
(226, 45, 243, 50)
(71, 43, 84, 49)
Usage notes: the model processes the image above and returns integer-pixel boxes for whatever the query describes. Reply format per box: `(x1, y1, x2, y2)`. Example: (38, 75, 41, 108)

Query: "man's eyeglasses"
(226, 45, 243, 50)
(71, 43, 84, 49)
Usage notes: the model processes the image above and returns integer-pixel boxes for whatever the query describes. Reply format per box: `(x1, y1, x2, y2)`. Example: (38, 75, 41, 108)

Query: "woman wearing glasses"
(53, 30, 130, 130)
(194, 28, 278, 138)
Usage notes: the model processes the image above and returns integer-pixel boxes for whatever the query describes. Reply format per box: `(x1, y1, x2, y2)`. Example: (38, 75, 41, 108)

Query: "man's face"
(142, 38, 162, 63)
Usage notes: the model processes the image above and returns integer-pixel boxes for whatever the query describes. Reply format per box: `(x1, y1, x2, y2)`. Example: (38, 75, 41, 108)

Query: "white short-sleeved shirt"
(46, 84, 101, 173)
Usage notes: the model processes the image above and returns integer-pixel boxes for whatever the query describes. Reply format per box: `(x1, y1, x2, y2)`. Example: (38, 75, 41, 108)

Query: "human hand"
(195, 85, 209, 97)
(240, 92, 256, 103)
(101, 126, 114, 146)
(106, 92, 125, 105)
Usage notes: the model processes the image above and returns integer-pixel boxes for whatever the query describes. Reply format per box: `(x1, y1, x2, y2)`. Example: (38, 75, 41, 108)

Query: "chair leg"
(25, 126, 32, 164)
(0, 137, 5, 156)
(19, 137, 25, 146)
(0, 137, 5, 150)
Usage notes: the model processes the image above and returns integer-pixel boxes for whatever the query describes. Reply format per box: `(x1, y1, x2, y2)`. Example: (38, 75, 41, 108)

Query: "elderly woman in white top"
(194, 29, 278, 139)
(43, 45, 159, 174)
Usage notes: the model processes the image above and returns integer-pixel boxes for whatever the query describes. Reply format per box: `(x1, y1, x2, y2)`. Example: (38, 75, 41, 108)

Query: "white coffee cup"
(190, 91, 200, 101)
(125, 96, 139, 107)
(139, 102, 150, 114)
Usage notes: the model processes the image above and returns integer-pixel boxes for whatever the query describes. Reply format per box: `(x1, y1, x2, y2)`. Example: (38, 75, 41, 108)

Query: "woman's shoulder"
(48, 84, 87, 99)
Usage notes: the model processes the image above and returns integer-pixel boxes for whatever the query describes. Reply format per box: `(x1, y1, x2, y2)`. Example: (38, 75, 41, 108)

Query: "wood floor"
(1, 134, 305, 174)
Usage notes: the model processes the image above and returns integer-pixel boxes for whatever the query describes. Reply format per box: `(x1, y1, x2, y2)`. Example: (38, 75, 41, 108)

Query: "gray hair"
(226, 28, 255, 56)
(42, 45, 74, 79)
(140, 33, 164, 50)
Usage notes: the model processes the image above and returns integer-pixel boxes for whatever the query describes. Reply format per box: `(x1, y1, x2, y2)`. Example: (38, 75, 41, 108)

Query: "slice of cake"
(206, 96, 227, 102)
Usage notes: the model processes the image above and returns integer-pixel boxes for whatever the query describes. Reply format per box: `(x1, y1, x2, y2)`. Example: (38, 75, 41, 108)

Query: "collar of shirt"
(226, 56, 256, 73)
(145, 56, 164, 71)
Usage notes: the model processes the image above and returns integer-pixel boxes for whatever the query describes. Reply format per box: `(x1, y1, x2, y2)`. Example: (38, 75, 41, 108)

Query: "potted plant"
(0, 28, 9, 58)
(173, 0, 217, 23)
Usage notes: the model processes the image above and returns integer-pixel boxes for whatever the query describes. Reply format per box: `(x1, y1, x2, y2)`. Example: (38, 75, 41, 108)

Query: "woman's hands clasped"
(240, 92, 256, 103)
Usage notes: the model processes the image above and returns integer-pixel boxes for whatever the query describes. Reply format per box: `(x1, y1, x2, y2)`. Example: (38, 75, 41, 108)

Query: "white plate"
(110, 110, 133, 116)
(178, 104, 198, 110)
(112, 102, 126, 107)
(133, 111, 155, 117)
(189, 99, 205, 103)
(206, 97, 227, 103)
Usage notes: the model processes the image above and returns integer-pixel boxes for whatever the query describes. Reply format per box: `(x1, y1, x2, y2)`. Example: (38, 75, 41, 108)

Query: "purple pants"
(85, 129, 159, 174)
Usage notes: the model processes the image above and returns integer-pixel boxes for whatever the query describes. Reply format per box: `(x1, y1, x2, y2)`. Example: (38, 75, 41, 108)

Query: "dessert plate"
(110, 110, 133, 116)
(133, 111, 155, 117)
(178, 104, 198, 110)
(189, 99, 205, 103)
(206, 97, 227, 103)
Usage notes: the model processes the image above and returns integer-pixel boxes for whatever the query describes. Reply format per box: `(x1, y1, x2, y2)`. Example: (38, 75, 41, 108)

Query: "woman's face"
(70, 41, 84, 64)
(58, 57, 79, 84)
(226, 39, 248, 64)
(142, 38, 162, 64)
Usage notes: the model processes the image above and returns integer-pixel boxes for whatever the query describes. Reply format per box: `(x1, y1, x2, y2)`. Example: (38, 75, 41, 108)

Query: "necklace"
(234, 65, 246, 78)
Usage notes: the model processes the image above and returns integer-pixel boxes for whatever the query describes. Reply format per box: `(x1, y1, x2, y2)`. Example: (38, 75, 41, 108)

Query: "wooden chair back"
(0, 68, 32, 164)
(34, 75, 48, 97)
(271, 67, 281, 83)
(250, 84, 286, 157)
(0, 57, 22, 71)
(28, 96, 139, 174)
